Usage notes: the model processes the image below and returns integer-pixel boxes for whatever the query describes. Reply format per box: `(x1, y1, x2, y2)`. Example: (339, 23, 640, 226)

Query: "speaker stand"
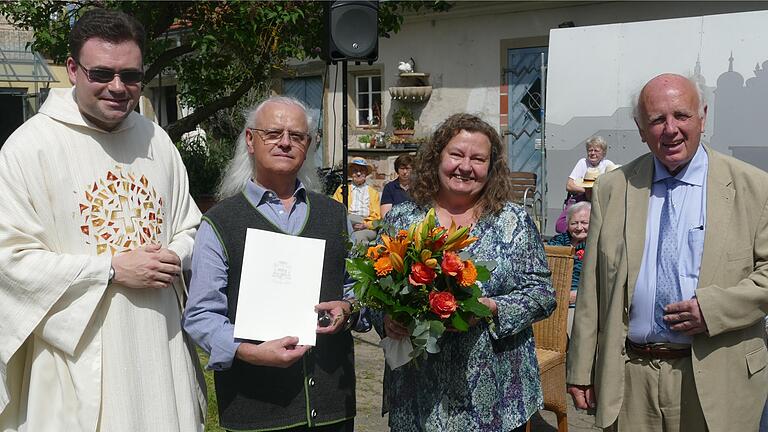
(341, 59, 349, 209)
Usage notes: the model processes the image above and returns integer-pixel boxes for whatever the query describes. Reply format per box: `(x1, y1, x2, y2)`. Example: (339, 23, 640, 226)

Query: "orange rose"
(429, 290, 458, 319)
(374, 256, 393, 276)
(457, 260, 477, 286)
(409, 262, 436, 286)
(441, 252, 464, 276)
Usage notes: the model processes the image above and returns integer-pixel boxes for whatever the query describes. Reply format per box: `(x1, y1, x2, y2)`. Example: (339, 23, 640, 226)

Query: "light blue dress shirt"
(183, 179, 360, 370)
(628, 145, 708, 344)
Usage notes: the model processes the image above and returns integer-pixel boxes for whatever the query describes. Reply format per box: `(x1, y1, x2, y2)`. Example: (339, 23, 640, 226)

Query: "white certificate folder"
(233, 228, 326, 346)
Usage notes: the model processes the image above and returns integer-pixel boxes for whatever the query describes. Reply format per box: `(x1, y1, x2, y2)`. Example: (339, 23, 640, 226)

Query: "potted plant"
(358, 134, 373, 149)
(392, 106, 415, 137)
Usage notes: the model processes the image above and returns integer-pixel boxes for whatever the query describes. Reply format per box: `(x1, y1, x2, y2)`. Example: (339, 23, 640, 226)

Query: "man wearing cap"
(333, 157, 381, 243)
(567, 73, 768, 431)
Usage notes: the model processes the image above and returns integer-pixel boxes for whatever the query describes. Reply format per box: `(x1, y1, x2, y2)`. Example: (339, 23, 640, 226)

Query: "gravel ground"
(353, 331, 389, 431)
(352, 331, 602, 432)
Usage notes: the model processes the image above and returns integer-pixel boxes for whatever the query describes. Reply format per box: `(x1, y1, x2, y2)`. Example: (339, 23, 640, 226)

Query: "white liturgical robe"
(0, 88, 205, 431)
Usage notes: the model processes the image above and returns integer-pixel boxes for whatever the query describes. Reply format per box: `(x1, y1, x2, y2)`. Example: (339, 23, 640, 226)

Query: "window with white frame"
(355, 74, 381, 127)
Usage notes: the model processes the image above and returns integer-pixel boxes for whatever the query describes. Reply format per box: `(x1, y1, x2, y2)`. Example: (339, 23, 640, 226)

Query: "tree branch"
(165, 77, 256, 142)
(144, 43, 195, 82)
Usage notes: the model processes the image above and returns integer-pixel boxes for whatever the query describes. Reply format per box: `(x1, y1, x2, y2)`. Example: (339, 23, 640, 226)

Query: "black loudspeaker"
(322, 1, 379, 62)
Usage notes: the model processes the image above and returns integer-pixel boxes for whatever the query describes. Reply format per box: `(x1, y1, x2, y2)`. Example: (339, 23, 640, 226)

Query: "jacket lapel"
(625, 155, 653, 303)
(698, 149, 734, 288)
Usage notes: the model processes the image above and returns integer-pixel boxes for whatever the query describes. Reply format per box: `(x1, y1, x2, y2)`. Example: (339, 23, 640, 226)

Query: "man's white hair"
(216, 96, 318, 200)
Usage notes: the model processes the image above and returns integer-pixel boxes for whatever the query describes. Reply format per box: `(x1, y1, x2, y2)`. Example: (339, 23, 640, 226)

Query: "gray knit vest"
(204, 190, 355, 431)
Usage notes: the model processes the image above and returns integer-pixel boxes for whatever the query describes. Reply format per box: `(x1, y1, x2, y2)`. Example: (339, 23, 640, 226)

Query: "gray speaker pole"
(341, 59, 349, 209)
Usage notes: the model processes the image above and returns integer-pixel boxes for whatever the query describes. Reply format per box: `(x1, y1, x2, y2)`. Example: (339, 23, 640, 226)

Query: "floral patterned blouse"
(374, 202, 556, 432)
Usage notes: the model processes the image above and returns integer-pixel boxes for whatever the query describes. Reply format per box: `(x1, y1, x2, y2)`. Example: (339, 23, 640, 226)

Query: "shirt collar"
(246, 178, 306, 205)
(653, 144, 708, 186)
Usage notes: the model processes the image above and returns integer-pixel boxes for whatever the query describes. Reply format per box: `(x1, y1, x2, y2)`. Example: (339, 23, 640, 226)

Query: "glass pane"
(358, 110, 369, 126)
(358, 94, 369, 110)
(357, 76, 369, 93)
(372, 76, 381, 91)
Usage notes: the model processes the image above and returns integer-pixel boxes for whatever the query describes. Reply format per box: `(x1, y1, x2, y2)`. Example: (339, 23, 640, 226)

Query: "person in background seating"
(380, 154, 413, 218)
(556, 136, 615, 233)
(333, 157, 381, 243)
(548, 201, 591, 336)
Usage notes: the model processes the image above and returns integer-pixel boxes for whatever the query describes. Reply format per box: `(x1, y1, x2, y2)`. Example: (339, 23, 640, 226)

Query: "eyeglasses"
(248, 128, 310, 146)
(77, 61, 144, 84)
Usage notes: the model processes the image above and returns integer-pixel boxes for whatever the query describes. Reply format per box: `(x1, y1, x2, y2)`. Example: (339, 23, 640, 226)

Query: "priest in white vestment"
(0, 9, 204, 432)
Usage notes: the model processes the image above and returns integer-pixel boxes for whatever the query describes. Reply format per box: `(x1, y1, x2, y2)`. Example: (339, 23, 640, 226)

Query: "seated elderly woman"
(556, 136, 614, 233)
(566, 136, 613, 195)
(378, 113, 556, 432)
(548, 201, 591, 335)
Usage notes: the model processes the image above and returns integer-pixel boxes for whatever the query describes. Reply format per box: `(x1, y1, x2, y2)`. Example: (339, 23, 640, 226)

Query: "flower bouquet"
(346, 209, 494, 368)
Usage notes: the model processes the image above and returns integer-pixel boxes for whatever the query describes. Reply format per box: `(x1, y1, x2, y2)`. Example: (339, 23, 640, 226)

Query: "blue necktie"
(655, 178, 682, 334)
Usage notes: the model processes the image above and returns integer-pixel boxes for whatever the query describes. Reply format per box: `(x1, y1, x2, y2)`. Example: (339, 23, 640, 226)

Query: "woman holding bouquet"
(377, 113, 556, 431)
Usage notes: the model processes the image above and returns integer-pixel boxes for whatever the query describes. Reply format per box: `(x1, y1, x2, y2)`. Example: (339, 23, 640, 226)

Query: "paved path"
(354, 331, 602, 431)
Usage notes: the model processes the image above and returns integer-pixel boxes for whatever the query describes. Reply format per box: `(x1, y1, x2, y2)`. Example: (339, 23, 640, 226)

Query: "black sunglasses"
(77, 61, 144, 84)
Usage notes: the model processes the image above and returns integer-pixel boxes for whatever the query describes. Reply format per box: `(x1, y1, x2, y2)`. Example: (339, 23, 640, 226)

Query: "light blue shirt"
(629, 145, 708, 344)
(183, 179, 360, 370)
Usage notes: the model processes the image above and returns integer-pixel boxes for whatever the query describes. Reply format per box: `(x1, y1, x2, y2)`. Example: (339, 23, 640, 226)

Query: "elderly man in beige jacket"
(567, 73, 768, 431)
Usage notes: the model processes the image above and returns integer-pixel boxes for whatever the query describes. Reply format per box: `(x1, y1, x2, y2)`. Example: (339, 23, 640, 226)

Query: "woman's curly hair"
(410, 113, 516, 217)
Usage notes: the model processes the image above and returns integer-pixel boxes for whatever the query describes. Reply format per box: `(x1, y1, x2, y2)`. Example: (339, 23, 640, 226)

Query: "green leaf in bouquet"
(426, 335, 441, 354)
(353, 280, 370, 301)
(379, 275, 396, 294)
(400, 283, 413, 295)
(391, 303, 418, 316)
(346, 258, 376, 281)
(458, 251, 472, 261)
(409, 345, 426, 360)
(475, 260, 497, 272)
(368, 285, 395, 306)
(429, 320, 445, 337)
(450, 312, 470, 332)
(379, 222, 398, 238)
(461, 296, 492, 318)
(412, 319, 430, 338)
(425, 320, 445, 353)
(475, 264, 493, 282)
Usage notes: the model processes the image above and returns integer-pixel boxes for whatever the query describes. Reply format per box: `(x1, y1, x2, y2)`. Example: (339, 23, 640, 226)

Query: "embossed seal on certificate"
(271, 260, 292, 285)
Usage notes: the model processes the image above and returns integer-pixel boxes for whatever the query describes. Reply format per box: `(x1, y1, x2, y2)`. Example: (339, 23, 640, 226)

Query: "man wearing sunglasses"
(0, 9, 203, 432)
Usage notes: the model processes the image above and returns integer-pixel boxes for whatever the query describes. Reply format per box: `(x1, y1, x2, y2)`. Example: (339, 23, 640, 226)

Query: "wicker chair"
(526, 245, 574, 432)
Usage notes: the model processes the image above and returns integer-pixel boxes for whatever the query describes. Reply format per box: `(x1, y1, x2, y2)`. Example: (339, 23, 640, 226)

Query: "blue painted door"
(506, 47, 547, 180)
(283, 76, 323, 128)
(283, 76, 324, 166)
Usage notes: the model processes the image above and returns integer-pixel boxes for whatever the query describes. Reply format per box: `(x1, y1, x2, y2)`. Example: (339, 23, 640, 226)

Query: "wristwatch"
(341, 299, 357, 331)
(108, 266, 115, 284)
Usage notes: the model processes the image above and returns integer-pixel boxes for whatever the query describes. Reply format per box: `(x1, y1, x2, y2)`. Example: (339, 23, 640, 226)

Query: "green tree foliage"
(0, 1, 451, 141)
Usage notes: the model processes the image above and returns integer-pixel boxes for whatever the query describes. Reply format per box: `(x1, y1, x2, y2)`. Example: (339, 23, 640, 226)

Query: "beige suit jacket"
(567, 147, 768, 431)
